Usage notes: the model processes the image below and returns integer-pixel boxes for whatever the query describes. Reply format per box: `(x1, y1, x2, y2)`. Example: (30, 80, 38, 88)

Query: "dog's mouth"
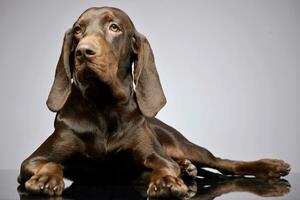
(74, 61, 115, 92)
(75, 60, 110, 82)
(73, 66, 115, 101)
(74, 66, 101, 86)
(73, 55, 128, 103)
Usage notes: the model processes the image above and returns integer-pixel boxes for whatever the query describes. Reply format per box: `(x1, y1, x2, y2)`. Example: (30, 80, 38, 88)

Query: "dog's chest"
(57, 108, 122, 158)
(82, 134, 107, 159)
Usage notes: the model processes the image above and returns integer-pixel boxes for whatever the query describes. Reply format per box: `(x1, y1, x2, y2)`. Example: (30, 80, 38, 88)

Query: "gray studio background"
(0, 0, 299, 173)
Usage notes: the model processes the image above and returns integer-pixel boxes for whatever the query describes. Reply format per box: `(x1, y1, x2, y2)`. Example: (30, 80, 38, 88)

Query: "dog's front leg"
(18, 128, 83, 196)
(132, 124, 188, 198)
(144, 153, 189, 198)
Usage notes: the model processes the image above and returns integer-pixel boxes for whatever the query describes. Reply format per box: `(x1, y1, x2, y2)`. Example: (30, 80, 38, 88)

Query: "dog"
(18, 7, 290, 198)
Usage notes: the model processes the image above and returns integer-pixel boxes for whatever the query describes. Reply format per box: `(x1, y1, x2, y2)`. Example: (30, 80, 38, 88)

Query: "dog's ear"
(132, 32, 166, 118)
(46, 29, 73, 112)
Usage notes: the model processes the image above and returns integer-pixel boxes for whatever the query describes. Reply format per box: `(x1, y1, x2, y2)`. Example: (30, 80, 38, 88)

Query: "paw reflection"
(18, 175, 290, 200)
(189, 176, 290, 199)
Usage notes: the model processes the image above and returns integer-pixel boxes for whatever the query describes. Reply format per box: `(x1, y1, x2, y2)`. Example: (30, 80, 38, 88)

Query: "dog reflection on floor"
(18, 169, 290, 200)
(189, 175, 290, 200)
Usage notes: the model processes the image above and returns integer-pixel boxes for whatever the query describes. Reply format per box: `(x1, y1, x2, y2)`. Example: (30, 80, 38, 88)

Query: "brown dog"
(18, 7, 290, 198)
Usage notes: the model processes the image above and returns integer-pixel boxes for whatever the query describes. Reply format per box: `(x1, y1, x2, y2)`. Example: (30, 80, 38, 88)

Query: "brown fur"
(18, 7, 290, 198)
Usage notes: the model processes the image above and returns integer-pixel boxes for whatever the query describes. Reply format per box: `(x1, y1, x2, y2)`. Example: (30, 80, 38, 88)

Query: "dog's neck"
(71, 70, 141, 115)
(73, 57, 135, 105)
(57, 83, 143, 136)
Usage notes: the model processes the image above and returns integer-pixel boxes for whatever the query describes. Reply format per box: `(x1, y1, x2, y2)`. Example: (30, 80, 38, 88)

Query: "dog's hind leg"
(180, 141, 291, 179)
(150, 118, 290, 179)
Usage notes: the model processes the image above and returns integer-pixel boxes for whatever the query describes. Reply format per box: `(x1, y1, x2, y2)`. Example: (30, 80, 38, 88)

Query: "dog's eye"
(109, 23, 121, 32)
(73, 25, 82, 35)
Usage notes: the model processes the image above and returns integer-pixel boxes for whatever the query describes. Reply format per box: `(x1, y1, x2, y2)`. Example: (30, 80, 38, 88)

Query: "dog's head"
(46, 7, 166, 118)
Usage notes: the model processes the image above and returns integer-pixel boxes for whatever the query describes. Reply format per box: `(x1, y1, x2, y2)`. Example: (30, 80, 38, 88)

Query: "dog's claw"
(25, 174, 64, 196)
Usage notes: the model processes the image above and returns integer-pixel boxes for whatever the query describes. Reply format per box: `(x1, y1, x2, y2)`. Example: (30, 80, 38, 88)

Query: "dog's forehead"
(77, 7, 134, 29)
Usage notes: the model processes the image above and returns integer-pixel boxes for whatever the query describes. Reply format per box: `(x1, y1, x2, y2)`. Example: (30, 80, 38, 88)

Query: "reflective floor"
(0, 170, 298, 200)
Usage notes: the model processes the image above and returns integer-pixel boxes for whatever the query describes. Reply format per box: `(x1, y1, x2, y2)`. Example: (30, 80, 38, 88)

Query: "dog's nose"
(75, 43, 96, 58)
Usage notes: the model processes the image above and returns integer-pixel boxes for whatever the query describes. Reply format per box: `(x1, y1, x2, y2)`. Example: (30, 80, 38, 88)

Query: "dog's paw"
(178, 159, 198, 178)
(147, 175, 188, 198)
(255, 159, 291, 178)
(25, 174, 64, 196)
(184, 180, 197, 199)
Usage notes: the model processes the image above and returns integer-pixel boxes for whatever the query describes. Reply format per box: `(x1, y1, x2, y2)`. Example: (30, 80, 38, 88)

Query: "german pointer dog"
(18, 7, 290, 198)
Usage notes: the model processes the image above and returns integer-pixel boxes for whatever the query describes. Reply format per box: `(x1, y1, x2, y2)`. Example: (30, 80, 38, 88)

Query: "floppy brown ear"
(133, 32, 166, 118)
(46, 29, 73, 112)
